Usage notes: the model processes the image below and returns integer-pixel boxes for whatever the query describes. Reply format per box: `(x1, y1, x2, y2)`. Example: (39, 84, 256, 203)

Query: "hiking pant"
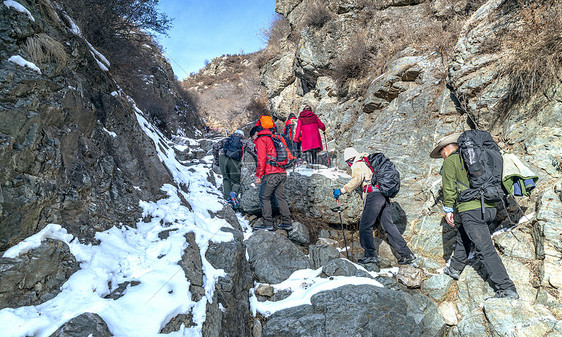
(259, 173, 292, 226)
(219, 155, 241, 199)
(293, 141, 302, 159)
(450, 208, 516, 291)
(304, 148, 318, 166)
(359, 192, 412, 258)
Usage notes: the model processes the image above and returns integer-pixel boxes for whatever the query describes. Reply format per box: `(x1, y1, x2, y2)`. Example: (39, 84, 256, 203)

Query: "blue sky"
(157, 0, 277, 80)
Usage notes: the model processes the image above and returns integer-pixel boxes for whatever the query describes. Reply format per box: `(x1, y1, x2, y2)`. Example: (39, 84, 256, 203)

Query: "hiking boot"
(277, 223, 293, 231)
(495, 288, 519, 300)
(443, 266, 461, 280)
(357, 256, 379, 264)
(252, 223, 274, 231)
(398, 254, 416, 265)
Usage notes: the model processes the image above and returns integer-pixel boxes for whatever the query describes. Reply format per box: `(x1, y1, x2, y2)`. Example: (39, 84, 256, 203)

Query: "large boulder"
(0, 239, 79, 309)
(245, 230, 311, 284)
(50, 313, 111, 337)
(262, 284, 446, 337)
(239, 169, 364, 226)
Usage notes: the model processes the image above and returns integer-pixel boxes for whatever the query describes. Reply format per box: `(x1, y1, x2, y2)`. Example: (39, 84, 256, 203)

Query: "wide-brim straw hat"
(430, 133, 461, 158)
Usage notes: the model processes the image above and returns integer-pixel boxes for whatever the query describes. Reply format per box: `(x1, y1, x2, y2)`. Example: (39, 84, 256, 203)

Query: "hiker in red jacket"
(293, 105, 325, 168)
(250, 126, 292, 231)
(283, 113, 301, 160)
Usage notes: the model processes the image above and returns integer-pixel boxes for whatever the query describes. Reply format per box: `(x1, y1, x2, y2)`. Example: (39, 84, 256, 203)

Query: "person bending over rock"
(333, 147, 415, 265)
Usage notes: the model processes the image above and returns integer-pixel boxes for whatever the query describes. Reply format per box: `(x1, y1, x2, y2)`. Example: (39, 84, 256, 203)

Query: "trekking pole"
(323, 131, 331, 168)
(337, 198, 350, 260)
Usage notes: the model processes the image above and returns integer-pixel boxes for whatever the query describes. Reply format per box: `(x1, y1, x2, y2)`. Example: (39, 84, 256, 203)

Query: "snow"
(0, 99, 235, 337)
(250, 266, 390, 317)
(3, 224, 72, 258)
(8, 55, 41, 74)
(103, 127, 117, 138)
(291, 166, 350, 180)
(0, 93, 403, 336)
(3, 0, 35, 21)
(63, 13, 81, 35)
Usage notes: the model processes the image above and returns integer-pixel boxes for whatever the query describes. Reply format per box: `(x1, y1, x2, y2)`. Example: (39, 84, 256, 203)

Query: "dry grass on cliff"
(257, 14, 292, 68)
(24, 33, 67, 73)
(304, 2, 334, 28)
(500, 1, 562, 105)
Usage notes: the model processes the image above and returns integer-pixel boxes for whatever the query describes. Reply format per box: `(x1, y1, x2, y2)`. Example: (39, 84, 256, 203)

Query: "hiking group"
(212, 107, 528, 299)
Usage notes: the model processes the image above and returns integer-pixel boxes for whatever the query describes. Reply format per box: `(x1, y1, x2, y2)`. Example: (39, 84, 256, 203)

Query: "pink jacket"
(293, 110, 326, 151)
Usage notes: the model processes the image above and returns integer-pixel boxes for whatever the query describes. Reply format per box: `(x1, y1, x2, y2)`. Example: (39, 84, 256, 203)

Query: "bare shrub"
(24, 33, 68, 73)
(304, 2, 333, 28)
(260, 13, 291, 45)
(500, 1, 562, 108)
(245, 96, 269, 118)
(331, 35, 371, 96)
(37, 0, 61, 26)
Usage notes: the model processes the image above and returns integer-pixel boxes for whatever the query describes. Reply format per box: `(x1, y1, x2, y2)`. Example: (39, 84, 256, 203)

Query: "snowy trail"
(0, 110, 235, 336)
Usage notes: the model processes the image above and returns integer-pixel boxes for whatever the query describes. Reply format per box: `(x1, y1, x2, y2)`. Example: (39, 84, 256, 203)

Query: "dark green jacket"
(442, 151, 496, 213)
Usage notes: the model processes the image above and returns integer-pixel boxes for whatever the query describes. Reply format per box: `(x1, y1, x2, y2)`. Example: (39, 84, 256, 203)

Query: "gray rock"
(322, 258, 358, 277)
(396, 265, 423, 289)
(456, 263, 495, 318)
(246, 230, 311, 284)
(422, 273, 455, 301)
(0, 239, 79, 309)
(287, 221, 310, 246)
(449, 309, 489, 337)
(239, 169, 364, 225)
(205, 226, 253, 337)
(263, 284, 446, 337)
(483, 299, 561, 337)
(50, 312, 111, 337)
(309, 243, 340, 269)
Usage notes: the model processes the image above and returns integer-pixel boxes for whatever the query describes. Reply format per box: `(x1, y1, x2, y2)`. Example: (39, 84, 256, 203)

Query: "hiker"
(293, 105, 325, 168)
(250, 126, 293, 231)
(283, 113, 301, 160)
(212, 130, 257, 208)
(255, 114, 277, 134)
(430, 133, 519, 299)
(333, 147, 415, 265)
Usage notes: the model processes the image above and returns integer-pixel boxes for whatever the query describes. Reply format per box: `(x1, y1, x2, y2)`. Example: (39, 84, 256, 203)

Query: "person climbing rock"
(212, 129, 256, 208)
(283, 113, 301, 160)
(292, 105, 325, 168)
(250, 126, 292, 231)
(333, 147, 415, 265)
(430, 133, 519, 299)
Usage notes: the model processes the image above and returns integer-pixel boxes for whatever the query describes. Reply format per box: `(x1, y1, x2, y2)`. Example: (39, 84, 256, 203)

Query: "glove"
(333, 189, 341, 199)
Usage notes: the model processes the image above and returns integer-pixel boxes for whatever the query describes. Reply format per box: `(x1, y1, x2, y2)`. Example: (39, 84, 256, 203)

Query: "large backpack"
(265, 134, 296, 169)
(364, 153, 401, 198)
(223, 135, 244, 161)
(456, 130, 504, 204)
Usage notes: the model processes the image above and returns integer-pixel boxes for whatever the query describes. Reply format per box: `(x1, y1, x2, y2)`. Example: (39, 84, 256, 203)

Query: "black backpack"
(456, 130, 504, 204)
(364, 153, 400, 198)
(263, 134, 296, 169)
(223, 135, 244, 161)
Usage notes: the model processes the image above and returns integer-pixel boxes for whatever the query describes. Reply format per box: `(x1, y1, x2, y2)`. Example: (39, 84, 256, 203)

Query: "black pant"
(259, 173, 292, 226)
(359, 192, 412, 258)
(450, 208, 515, 291)
(304, 149, 318, 165)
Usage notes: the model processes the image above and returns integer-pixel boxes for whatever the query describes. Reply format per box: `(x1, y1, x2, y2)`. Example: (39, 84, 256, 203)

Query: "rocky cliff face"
(1, 1, 251, 335)
(256, 0, 561, 334)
